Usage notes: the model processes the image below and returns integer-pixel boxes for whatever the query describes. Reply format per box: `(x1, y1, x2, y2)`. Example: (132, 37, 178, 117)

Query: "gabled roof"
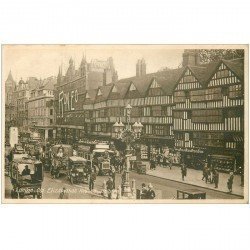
(81, 57, 244, 103)
(153, 67, 186, 94)
(222, 58, 244, 81)
(26, 77, 40, 90)
(204, 58, 244, 84)
(187, 65, 209, 86)
(95, 85, 113, 102)
(84, 89, 98, 104)
(42, 77, 57, 90)
(111, 67, 186, 97)
(108, 81, 131, 99)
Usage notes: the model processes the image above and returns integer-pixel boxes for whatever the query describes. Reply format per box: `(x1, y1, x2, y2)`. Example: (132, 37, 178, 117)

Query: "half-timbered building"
(54, 50, 244, 171)
(172, 58, 244, 172)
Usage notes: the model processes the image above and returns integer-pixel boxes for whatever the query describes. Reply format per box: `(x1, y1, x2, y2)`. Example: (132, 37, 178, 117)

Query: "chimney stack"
(136, 58, 146, 77)
(182, 49, 200, 67)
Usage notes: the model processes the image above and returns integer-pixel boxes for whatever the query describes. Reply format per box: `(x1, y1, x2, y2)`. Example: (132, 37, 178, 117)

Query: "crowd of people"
(7, 138, 242, 199)
(202, 161, 235, 193)
(149, 152, 176, 170)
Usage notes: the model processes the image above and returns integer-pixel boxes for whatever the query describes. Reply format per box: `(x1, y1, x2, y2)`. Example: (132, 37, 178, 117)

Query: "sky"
(2, 45, 184, 83)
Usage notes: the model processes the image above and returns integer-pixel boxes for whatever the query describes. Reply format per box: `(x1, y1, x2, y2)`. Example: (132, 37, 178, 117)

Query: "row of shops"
(52, 126, 243, 173)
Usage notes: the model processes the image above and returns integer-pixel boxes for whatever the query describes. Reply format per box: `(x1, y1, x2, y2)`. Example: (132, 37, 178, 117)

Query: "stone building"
(54, 55, 118, 143)
(27, 76, 57, 141)
(5, 70, 16, 125)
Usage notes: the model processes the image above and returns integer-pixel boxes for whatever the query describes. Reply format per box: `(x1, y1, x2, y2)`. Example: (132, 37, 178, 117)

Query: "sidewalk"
(142, 162, 244, 197)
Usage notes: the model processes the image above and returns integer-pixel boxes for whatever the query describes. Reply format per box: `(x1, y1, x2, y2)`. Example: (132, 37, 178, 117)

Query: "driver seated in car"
(22, 165, 31, 176)
(57, 147, 64, 158)
(21, 165, 32, 181)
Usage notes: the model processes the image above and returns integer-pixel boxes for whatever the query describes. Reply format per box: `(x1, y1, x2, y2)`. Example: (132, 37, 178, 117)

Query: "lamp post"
(113, 104, 143, 197)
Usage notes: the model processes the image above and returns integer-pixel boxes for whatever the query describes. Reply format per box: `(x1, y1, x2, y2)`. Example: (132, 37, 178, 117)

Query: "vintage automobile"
(92, 143, 115, 176)
(77, 145, 92, 162)
(13, 144, 25, 154)
(11, 145, 29, 161)
(176, 189, 206, 199)
(10, 156, 43, 199)
(51, 144, 73, 178)
(26, 140, 42, 157)
(68, 156, 90, 184)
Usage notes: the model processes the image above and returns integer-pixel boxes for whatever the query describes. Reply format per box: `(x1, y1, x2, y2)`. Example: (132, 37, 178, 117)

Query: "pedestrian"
(58, 187, 69, 199)
(202, 162, 208, 181)
(227, 172, 234, 193)
(111, 166, 116, 188)
(209, 167, 214, 183)
(89, 169, 96, 191)
(150, 158, 156, 170)
(238, 166, 244, 187)
(181, 163, 187, 181)
(147, 183, 156, 199)
(163, 155, 167, 168)
(207, 167, 211, 184)
(106, 177, 114, 199)
(213, 169, 219, 188)
(140, 183, 148, 199)
(157, 153, 162, 167)
(169, 155, 173, 170)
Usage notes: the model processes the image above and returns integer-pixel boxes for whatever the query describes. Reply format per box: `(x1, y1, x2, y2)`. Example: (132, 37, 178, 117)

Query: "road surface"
(4, 171, 242, 200)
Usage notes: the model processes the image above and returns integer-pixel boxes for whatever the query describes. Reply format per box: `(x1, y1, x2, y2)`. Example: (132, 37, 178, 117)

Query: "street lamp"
(113, 104, 143, 197)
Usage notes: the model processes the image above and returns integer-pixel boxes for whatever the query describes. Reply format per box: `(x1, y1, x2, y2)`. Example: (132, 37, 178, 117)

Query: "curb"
(146, 172, 244, 198)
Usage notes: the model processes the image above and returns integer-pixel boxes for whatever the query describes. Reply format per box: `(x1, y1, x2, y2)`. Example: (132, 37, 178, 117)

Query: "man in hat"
(181, 163, 187, 181)
(202, 161, 208, 182)
(147, 183, 156, 199)
(141, 183, 148, 199)
(106, 177, 114, 199)
(89, 169, 96, 191)
(57, 147, 64, 158)
(22, 165, 31, 176)
(111, 166, 116, 189)
(214, 169, 219, 188)
(227, 172, 234, 193)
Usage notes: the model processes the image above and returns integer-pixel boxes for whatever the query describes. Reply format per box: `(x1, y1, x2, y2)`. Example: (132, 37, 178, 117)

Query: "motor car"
(10, 156, 43, 199)
(176, 189, 206, 199)
(68, 156, 90, 184)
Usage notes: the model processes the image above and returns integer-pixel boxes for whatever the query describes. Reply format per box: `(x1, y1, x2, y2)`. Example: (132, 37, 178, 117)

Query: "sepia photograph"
(2, 45, 248, 203)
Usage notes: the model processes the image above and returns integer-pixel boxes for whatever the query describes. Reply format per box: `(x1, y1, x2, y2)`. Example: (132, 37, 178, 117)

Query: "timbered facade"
(172, 59, 244, 171)
(54, 53, 244, 169)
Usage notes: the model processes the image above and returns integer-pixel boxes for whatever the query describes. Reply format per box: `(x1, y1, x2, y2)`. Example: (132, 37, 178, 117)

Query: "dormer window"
(97, 89, 102, 96)
(150, 79, 160, 88)
(86, 92, 90, 99)
(129, 83, 136, 91)
(112, 85, 118, 93)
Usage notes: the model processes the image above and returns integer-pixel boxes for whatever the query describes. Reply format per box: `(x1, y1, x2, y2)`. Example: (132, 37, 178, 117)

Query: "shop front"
(55, 125, 85, 145)
(175, 147, 206, 170)
(140, 136, 175, 161)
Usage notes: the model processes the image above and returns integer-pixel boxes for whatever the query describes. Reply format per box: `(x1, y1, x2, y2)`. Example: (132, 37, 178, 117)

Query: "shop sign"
(58, 90, 78, 117)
